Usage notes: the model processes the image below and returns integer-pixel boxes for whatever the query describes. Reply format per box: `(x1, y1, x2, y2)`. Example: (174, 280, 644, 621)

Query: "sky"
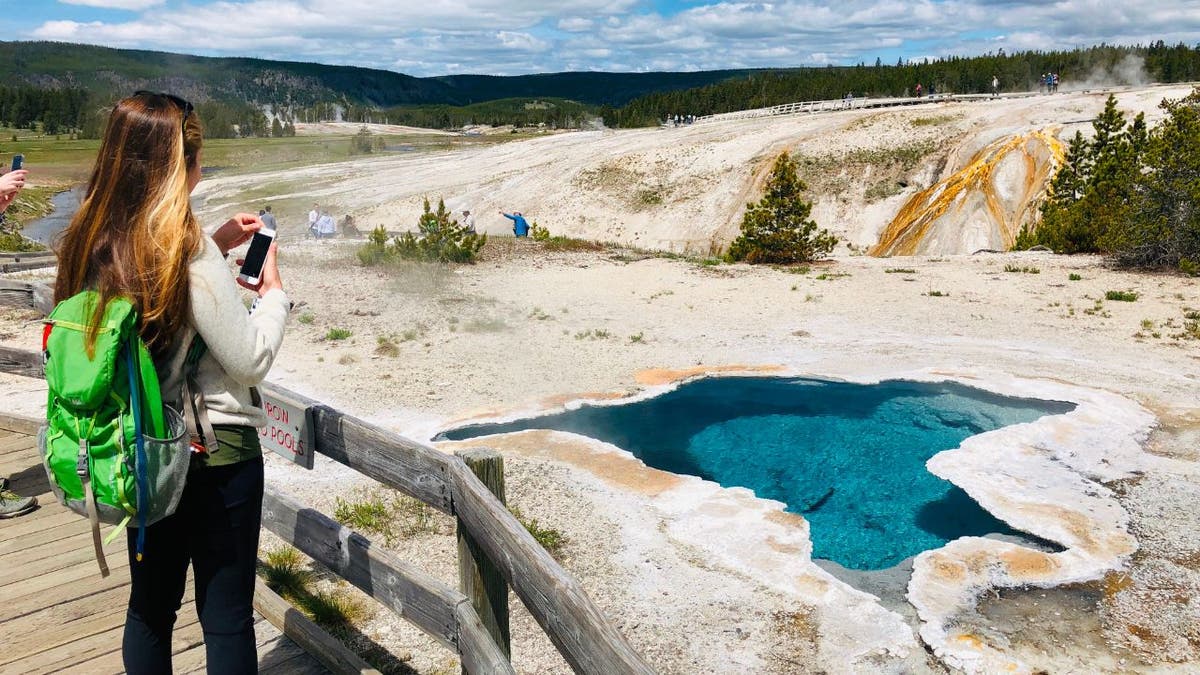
(6, 1, 1200, 77)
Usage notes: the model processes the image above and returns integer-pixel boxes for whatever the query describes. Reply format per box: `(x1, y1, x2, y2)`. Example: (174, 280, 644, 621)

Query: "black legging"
(123, 455, 264, 674)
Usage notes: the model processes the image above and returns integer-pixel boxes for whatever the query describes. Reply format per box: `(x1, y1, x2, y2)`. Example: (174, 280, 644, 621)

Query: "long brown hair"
(55, 93, 204, 357)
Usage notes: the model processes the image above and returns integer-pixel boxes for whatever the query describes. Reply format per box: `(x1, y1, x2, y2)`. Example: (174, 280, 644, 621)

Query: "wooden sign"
(259, 390, 314, 469)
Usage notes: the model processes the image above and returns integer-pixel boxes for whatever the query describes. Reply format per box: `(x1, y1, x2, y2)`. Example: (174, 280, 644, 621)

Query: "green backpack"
(40, 291, 194, 577)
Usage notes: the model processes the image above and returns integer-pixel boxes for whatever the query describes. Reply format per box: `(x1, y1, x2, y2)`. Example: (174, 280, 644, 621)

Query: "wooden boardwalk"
(0, 416, 329, 675)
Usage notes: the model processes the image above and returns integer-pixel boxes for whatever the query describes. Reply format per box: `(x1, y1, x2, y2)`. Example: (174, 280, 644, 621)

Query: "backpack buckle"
(76, 439, 90, 477)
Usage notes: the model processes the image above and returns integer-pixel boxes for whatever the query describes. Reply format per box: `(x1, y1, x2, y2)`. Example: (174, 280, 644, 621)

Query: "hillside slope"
(193, 84, 1194, 255)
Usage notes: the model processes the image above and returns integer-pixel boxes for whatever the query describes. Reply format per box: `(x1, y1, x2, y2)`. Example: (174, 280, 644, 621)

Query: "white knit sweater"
(158, 236, 289, 428)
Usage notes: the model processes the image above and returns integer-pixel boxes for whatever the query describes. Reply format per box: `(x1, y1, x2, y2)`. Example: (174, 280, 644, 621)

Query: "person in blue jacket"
(500, 210, 529, 237)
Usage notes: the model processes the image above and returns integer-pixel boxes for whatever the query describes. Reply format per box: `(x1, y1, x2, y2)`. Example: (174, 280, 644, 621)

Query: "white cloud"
(557, 17, 594, 32)
(59, 0, 165, 9)
(24, 0, 1200, 76)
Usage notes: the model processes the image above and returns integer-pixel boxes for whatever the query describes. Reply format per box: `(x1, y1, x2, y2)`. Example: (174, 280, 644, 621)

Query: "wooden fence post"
(456, 448, 511, 668)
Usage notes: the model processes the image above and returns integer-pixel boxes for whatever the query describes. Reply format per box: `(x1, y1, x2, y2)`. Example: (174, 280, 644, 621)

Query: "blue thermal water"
(438, 377, 1074, 570)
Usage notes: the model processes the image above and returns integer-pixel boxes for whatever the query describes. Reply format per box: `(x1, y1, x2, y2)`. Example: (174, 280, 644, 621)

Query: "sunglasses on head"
(134, 90, 193, 127)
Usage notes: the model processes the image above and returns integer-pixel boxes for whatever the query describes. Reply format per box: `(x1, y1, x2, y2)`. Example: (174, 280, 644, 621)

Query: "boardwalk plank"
(0, 427, 328, 674)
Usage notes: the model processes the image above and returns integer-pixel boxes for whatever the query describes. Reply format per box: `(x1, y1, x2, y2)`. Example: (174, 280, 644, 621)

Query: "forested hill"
(604, 42, 1200, 126)
(0, 41, 752, 108)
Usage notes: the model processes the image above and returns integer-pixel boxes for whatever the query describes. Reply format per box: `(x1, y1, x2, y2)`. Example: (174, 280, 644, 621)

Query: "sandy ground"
(3, 83, 1200, 673)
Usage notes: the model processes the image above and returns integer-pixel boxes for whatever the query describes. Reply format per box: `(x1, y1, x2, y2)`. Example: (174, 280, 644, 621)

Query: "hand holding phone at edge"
(236, 244, 283, 298)
(213, 212, 263, 256)
(0, 170, 28, 214)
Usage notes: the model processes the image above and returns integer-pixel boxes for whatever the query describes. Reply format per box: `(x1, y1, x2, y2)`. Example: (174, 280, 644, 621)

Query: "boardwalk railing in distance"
(692, 91, 1047, 124)
(0, 279, 654, 675)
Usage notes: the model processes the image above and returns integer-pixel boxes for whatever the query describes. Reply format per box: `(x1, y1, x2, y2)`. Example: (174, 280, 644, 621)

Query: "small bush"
(375, 335, 400, 357)
(1180, 259, 1199, 277)
(511, 506, 568, 559)
(1004, 264, 1040, 274)
(1068, 273, 1082, 281)
(542, 235, 603, 252)
(260, 547, 314, 599)
(925, 290, 949, 297)
(297, 312, 315, 324)
(325, 327, 352, 340)
(575, 328, 611, 340)
(334, 495, 391, 534)
(629, 332, 645, 343)
(885, 267, 916, 274)
(1106, 290, 1139, 302)
(303, 586, 371, 631)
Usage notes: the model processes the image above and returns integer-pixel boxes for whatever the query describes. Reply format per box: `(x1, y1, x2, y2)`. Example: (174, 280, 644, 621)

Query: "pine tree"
(727, 151, 836, 263)
(1111, 89, 1200, 267)
(271, 118, 284, 137)
(390, 198, 487, 263)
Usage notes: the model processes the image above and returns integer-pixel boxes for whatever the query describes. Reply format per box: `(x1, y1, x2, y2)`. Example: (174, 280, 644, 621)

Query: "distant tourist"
(500, 210, 530, 237)
(0, 167, 37, 519)
(308, 203, 319, 238)
(260, 205, 277, 231)
(461, 209, 476, 234)
(915, 83, 923, 98)
(316, 211, 336, 239)
(1051, 73, 1060, 93)
(992, 75, 999, 96)
(340, 214, 360, 238)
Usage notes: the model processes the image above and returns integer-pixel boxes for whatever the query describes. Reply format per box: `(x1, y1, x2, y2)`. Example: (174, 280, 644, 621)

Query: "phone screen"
(11, 155, 23, 171)
(239, 232, 273, 280)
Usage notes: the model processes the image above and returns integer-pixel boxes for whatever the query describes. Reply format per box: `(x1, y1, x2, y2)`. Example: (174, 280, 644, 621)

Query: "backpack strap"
(77, 436, 111, 578)
(182, 335, 219, 455)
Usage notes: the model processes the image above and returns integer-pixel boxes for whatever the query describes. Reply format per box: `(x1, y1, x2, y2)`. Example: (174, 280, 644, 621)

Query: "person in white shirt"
(308, 204, 319, 238)
(317, 212, 336, 239)
(461, 209, 476, 233)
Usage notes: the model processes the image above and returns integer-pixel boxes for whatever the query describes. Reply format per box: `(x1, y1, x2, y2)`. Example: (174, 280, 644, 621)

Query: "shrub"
(303, 586, 371, 632)
(925, 290, 949, 297)
(358, 199, 485, 265)
(530, 221, 550, 241)
(511, 506, 568, 559)
(375, 335, 400, 357)
(325, 327, 352, 340)
(884, 267, 916, 274)
(260, 546, 314, 599)
(1105, 290, 1139, 302)
(727, 151, 836, 264)
(297, 312, 315, 324)
(1068, 273, 1082, 281)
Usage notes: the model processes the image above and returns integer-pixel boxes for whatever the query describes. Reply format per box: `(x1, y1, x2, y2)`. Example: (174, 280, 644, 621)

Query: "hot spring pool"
(438, 377, 1075, 570)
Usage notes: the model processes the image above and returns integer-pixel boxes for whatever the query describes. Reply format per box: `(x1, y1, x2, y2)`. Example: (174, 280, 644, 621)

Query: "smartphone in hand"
(238, 228, 276, 286)
(11, 155, 23, 172)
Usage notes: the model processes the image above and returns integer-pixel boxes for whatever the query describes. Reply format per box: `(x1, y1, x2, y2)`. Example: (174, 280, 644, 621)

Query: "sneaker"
(0, 488, 37, 518)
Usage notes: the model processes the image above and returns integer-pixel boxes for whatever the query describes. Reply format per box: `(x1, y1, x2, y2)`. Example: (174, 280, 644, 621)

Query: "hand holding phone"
(11, 155, 24, 172)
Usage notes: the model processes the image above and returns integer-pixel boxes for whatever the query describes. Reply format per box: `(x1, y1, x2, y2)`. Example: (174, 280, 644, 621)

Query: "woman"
(54, 92, 289, 673)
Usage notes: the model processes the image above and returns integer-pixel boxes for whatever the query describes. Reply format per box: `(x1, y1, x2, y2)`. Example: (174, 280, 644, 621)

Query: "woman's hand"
(236, 243, 283, 297)
(0, 170, 28, 214)
(212, 213, 262, 256)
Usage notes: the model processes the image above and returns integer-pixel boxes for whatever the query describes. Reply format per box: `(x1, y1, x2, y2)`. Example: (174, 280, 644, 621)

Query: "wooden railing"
(0, 279, 653, 675)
